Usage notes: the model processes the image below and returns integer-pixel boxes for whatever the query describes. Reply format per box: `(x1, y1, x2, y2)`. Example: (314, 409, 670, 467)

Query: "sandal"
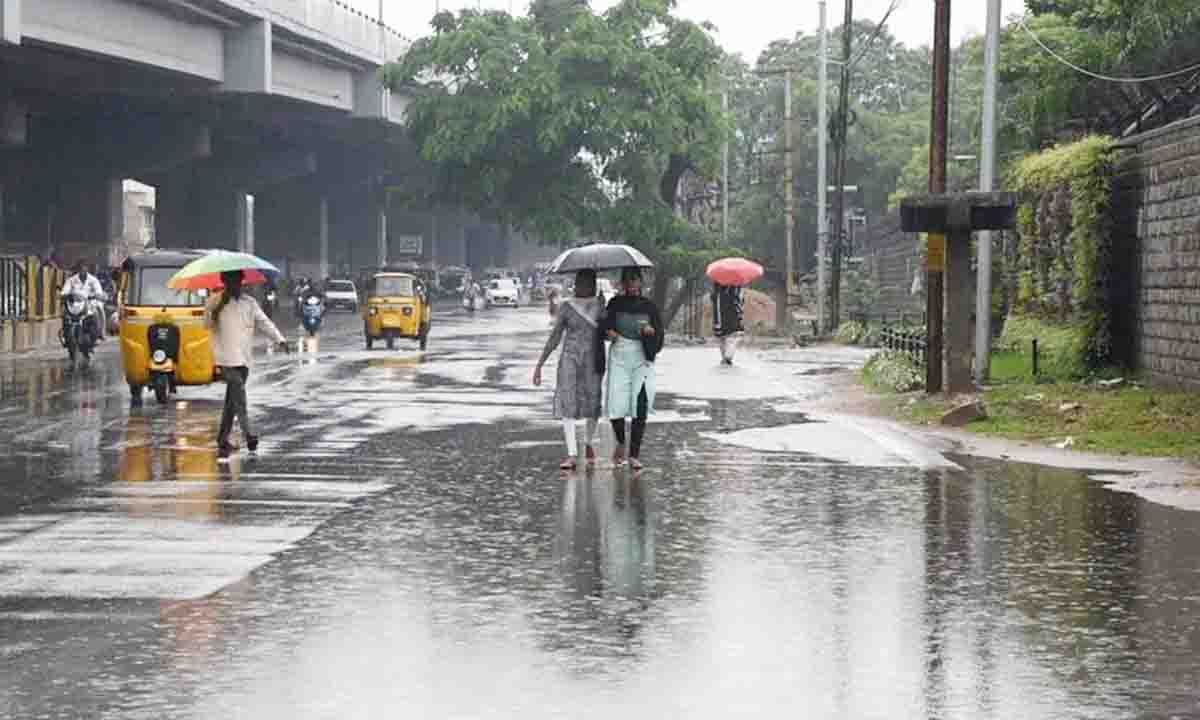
(612, 446, 626, 466)
(585, 446, 597, 466)
(560, 457, 578, 471)
(629, 458, 644, 471)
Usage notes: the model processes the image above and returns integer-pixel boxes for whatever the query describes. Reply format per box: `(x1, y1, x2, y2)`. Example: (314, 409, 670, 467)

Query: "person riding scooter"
(299, 282, 325, 337)
(61, 261, 107, 341)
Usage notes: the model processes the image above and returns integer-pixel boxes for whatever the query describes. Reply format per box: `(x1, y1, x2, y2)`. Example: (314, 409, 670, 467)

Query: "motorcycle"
(301, 295, 324, 337)
(264, 288, 279, 320)
(61, 294, 98, 365)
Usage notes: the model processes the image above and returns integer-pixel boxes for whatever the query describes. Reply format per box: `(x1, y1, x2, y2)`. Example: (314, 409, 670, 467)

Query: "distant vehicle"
(597, 278, 617, 304)
(324, 279, 359, 312)
(485, 278, 520, 308)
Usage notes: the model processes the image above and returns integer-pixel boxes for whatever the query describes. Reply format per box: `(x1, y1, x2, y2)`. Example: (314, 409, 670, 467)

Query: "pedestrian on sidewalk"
(601, 267, 663, 471)
(711, 282, 744, 365)
(534, 270, 605, 471)
(206, 270, 289, 460)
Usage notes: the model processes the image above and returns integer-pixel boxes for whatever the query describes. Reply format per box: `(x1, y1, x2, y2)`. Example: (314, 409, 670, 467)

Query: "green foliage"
(998, 315, 1089, 380)
(385, 0, 727, 305)
(834, 320, 867, 345)
(1008, 136, 1116, 369)
(863, 350, 925, 393)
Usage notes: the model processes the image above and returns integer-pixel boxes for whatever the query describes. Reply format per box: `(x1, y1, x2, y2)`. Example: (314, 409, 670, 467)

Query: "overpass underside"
(0, 0, 522, 279)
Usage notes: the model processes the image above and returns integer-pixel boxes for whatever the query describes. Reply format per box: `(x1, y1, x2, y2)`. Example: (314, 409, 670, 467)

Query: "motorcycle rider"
(61, 260, 107, 341)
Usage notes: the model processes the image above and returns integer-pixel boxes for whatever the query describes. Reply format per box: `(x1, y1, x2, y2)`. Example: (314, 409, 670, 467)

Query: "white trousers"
(562, 419, 599, 457)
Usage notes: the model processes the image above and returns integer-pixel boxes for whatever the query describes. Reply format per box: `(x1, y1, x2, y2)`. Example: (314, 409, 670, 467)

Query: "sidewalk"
(789, 344, 1200, 512)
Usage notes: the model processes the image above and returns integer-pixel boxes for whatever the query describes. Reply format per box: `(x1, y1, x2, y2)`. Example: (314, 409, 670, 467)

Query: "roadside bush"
(835, 320, 867, 345)
(863, 350, 925, 393)
(998, 315, 1088, 380)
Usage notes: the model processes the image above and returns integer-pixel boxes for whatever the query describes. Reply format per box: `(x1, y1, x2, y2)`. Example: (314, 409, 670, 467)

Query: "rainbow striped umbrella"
(167, 251, 280, 291)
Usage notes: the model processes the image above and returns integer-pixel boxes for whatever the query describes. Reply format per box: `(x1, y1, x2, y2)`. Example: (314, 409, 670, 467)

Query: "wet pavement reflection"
(0, 310, 1197, 718)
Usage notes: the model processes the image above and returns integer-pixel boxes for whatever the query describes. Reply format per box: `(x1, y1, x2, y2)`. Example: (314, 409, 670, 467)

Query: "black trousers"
(217, 366, 251, 445)
(611, 386, 649, 458)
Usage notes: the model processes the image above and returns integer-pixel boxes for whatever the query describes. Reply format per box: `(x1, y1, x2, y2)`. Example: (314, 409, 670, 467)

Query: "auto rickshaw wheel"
(386, 334, 396, 351)
(419, 324, 429, 351)
(129, 384, 143, 406)
(365, 335, 374, 350)
(152, 375, 170, 405)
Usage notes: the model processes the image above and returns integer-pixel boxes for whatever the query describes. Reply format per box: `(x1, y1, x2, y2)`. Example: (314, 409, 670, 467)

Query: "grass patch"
(886, 380, 1200, 460)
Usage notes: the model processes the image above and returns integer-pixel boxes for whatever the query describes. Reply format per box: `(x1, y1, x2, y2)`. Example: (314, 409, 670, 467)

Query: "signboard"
(926, 233, 946, 272)
(393, 234, 423, 256)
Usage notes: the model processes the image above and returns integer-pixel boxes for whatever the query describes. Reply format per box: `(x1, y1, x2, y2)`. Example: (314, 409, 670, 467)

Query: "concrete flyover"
(0, 0, 546, 294)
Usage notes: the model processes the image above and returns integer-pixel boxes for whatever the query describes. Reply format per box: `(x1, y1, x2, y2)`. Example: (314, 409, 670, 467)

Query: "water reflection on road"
(0, 312, 1197, 718)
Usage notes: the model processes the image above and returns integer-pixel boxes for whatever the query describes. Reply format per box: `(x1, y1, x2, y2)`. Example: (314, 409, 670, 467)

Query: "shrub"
(835, 321, 866, 345)
(863, 350, 925, 393)
(998, 314, 1088, 380)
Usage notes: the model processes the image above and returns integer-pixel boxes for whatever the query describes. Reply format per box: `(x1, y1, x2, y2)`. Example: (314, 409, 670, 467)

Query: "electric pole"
(926, 0, 951, 393)
(817, 0, 829, 334)
(829, 0, 853, 331)
(975, 0, 1001, 383)
(783, 68, 794, 333)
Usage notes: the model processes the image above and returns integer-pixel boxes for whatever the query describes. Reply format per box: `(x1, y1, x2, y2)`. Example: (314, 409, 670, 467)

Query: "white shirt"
(61, 273, 105, 301)
(205, 294, 285, 368)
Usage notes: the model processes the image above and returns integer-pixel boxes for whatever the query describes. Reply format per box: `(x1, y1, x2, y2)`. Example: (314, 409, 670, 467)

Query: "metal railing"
(879, 325, 928, 367)
(0, 257, 65, 323)
(0, 257, 27, 320)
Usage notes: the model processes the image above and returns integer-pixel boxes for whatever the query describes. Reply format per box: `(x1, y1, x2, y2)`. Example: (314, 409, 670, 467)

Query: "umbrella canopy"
(548, 244, 654, 274)
(706, 257, 764, 287)
(167, 251, 280, 291)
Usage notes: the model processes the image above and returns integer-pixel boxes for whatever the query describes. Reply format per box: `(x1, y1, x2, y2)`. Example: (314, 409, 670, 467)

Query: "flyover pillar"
(156, 176, 249, 252)
(255, 182, 329, 280)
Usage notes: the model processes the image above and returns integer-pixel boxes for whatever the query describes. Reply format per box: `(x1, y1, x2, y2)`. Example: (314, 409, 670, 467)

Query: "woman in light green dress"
(601, 268, 664, 470)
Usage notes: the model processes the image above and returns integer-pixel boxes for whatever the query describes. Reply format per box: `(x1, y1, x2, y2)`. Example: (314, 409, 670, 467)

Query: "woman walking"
(533, 270, 606, 471)
(602, 268, 664, 470)
(207, 270, 290, 459)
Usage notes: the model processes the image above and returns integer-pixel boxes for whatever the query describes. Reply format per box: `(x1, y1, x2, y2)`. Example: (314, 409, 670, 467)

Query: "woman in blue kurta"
(601, 268, 664, 470)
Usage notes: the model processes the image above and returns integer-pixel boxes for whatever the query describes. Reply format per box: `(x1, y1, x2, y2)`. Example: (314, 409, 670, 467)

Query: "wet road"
(1, 307, 1199, 718)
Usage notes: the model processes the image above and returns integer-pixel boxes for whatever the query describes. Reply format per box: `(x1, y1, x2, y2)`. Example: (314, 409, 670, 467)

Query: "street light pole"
(722, 86, 730, 245)
(975, 0, 1001, 384)
(817, 0, 829, 334)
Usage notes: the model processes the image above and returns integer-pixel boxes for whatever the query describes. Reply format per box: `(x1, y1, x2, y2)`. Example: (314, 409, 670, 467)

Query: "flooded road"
(0, 307, 1198, 718)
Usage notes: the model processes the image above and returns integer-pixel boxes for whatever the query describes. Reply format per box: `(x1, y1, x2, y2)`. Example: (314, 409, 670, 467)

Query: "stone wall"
(861, 212, 925, 323)
(1113, 115, 1200, 387)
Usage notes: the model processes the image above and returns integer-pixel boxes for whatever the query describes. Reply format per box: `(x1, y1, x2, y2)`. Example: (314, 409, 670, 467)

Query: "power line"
(1018, 15, 1200, 84)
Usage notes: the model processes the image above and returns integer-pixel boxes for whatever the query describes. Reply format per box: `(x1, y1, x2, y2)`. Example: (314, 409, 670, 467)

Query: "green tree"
(385, 0, 729, 323)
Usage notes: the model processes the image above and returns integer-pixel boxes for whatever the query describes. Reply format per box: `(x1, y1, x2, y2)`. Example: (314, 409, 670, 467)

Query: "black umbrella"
(548, 243, 654, 274)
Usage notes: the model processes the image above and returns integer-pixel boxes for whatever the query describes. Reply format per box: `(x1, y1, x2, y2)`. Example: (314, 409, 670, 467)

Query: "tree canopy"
(384, 0, 731, 317)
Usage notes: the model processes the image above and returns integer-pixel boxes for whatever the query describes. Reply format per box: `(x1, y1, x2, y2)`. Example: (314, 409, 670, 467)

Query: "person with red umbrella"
(711, 282, 745, 366)
(705, 258, 763, 366)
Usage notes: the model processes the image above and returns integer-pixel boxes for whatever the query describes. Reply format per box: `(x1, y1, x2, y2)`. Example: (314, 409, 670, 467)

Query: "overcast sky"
(362, 0, 1023, 60)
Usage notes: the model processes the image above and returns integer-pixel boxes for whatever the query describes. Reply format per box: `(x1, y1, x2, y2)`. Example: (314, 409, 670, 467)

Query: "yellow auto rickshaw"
(363, 270, 431, 351)
(116, 250, 217, 405)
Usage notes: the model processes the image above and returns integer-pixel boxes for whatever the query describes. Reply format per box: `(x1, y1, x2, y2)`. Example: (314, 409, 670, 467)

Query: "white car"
(485, 278, 520, 308)
(324, 280, 359, 312)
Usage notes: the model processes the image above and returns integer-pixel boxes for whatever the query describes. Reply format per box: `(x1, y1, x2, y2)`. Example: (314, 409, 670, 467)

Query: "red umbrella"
(706, 257, 764, 287)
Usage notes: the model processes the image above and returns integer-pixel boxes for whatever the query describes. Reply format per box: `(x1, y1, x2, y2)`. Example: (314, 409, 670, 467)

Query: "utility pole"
(783, 68, 794, 333)
(829, 0, 853, 331)
(975, 0, 1001, 384)
(926, 0, 951, 393)
(722, 86, 730, 245)
(817, 0, 829, 334)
